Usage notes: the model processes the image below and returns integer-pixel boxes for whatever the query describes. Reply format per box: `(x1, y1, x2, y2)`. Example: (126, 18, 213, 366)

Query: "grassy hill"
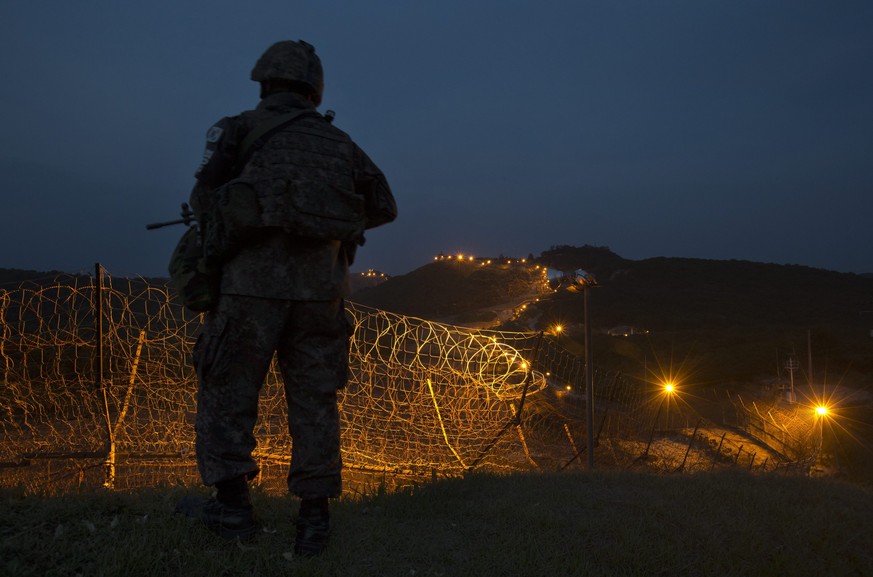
(3, 470, 872, 576)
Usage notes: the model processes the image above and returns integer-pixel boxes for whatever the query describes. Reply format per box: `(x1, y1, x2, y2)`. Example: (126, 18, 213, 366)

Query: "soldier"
(175, 39, 396, 557)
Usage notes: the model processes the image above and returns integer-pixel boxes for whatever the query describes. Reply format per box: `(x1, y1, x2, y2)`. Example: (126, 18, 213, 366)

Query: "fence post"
(583, 285, 595, 470)
(676, 419, 702, 472)
(710, 432, 726, 471)
(105, 329, 146, 489)
(564, 423, 579, 457)
(641, 398, 665, 460)
(95, 263, 104, 393)
(95, 263, 115, 489)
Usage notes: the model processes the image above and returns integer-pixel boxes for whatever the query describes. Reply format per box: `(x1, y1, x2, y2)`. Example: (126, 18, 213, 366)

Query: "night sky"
(2, 1, 871, 278)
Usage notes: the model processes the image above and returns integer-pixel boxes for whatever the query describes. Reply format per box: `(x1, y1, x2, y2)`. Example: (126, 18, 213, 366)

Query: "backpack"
(167, 224, 220, 312)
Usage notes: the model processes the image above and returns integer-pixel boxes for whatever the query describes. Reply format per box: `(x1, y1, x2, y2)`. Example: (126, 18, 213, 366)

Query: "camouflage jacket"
(190, 92, 394, 300)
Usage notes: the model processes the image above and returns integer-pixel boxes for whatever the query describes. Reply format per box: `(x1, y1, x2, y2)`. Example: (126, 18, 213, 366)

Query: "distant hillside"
(0, 267, 69, 286)
(0, 267, 167, 288)
(538, 248, 873, 331)
(352, 258, 545, 323)
(348, 269, 390, 294)
(353, 245, 873, 387)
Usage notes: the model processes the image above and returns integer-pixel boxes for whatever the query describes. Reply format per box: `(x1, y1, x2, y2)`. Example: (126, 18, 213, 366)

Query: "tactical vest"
(205, 114, 367, 262)
(242, 115, 366, 240)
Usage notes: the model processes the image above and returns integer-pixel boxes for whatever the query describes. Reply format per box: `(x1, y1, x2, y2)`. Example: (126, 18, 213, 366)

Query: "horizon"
(2, 245, 871, 282)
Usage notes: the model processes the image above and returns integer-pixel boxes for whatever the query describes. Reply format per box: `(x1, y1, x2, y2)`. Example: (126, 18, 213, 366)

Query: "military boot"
(294, 497, 330, 557)
(175, 476, 257, 540)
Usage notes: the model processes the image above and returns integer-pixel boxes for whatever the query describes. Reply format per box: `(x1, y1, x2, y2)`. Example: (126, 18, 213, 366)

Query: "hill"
(353, 245, 873, 388)
(0, 267, 69, 286)
(352, 256, 546, 325)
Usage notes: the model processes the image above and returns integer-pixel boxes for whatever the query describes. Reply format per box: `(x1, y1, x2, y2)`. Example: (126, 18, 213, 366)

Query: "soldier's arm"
(353, 144, 397, 230)
(188, 116, 246, 220)
(194, 116, 245, 189)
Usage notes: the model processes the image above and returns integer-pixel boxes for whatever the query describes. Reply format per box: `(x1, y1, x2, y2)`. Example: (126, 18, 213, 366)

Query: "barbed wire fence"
(723, 391, 821, 474)
(0, 267, 819, 494)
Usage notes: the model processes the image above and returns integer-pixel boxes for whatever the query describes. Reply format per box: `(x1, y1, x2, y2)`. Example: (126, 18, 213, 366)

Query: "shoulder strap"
(236, 108, 318, 168)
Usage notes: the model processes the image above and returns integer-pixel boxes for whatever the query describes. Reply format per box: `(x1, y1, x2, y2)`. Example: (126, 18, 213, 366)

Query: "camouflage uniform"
(189, 90, 393, 499)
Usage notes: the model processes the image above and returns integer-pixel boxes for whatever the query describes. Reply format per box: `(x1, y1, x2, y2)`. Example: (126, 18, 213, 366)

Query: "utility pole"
(807, 329, 814, 387)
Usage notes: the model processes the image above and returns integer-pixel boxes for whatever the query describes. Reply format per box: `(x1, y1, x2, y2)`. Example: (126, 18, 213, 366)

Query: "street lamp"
(813, 403, 831, 441)
(546, 268, 598, 469)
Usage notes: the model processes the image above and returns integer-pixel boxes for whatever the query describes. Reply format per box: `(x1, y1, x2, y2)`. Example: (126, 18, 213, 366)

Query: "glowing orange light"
(664, 383, 675, 394)
(815, 405, 828, 417)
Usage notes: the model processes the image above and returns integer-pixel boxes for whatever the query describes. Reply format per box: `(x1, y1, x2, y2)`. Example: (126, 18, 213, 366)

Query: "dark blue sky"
(1, 1, 871, 277)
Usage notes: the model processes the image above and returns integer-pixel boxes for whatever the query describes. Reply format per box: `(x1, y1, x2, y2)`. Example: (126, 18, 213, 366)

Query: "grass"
(3, 470, 873, 577)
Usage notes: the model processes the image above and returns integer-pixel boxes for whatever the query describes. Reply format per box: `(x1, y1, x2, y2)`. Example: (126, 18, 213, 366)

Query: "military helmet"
(251, 40, 324, 105)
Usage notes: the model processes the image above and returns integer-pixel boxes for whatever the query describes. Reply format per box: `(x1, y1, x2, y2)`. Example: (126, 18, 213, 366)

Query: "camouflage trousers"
(193, 295, 348, 498)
